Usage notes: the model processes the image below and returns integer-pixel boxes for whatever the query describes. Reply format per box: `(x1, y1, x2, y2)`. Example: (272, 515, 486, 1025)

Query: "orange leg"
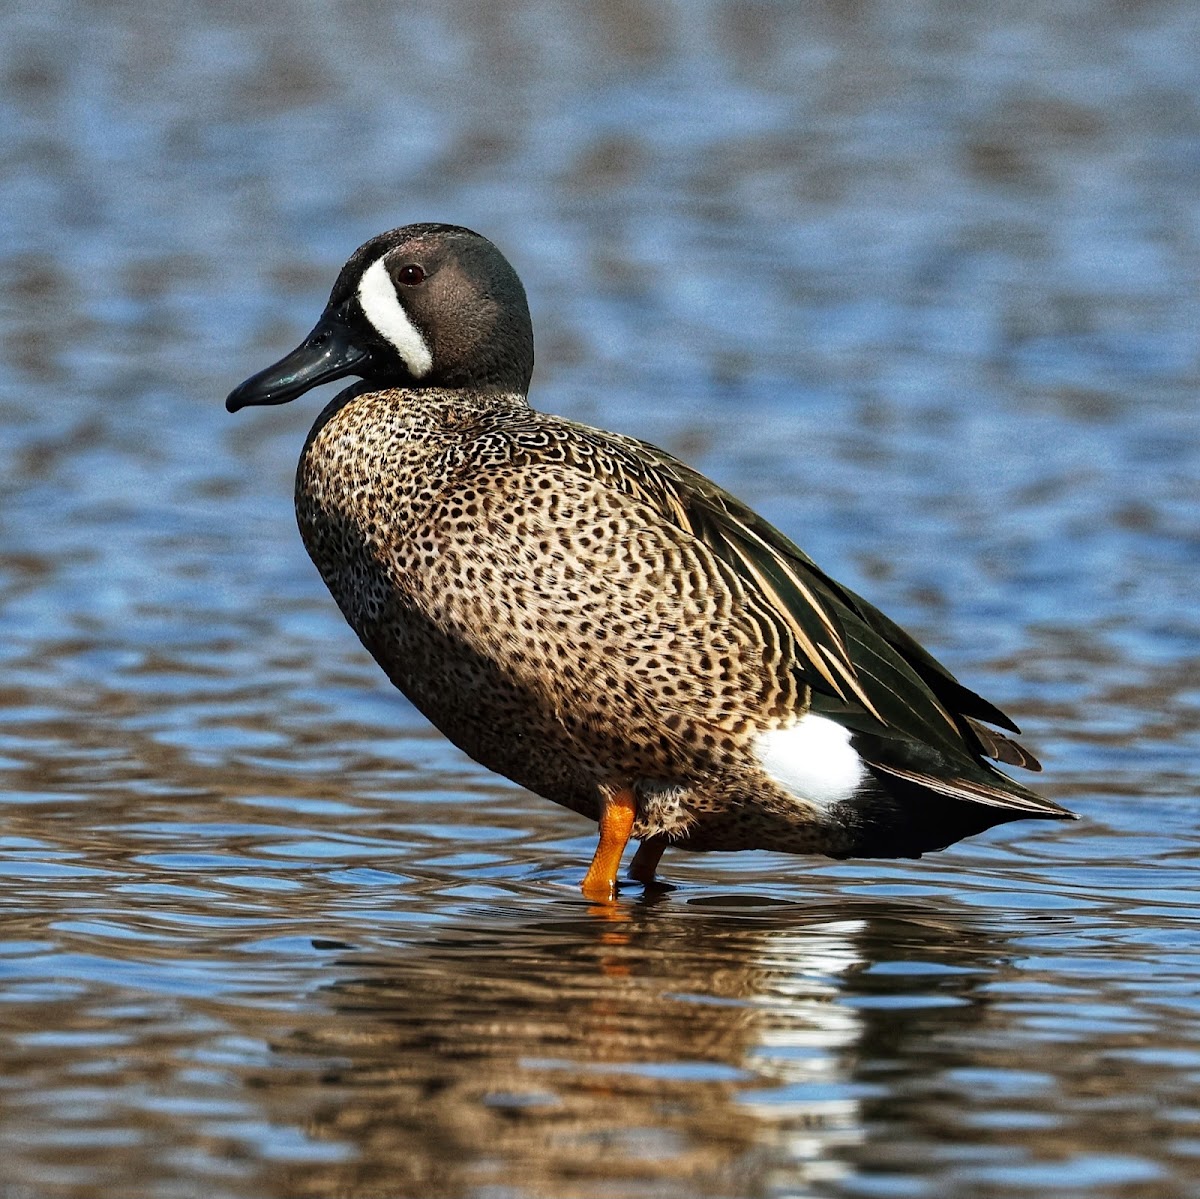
(580, 786, 637, 902)
(629, 836, 667, 886)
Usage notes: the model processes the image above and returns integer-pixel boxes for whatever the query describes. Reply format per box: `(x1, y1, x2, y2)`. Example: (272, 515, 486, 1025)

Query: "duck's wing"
(629, 446, 1049, 782)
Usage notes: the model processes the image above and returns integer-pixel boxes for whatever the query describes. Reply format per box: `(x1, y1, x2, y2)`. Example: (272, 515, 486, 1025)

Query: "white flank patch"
(357, 256, 434, 378)
(754, 714, 866, 810)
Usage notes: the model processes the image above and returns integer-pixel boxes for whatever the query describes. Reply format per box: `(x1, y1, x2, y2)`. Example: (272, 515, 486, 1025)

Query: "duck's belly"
(359, 593, 612, 820)
(359, 606, 845, 857)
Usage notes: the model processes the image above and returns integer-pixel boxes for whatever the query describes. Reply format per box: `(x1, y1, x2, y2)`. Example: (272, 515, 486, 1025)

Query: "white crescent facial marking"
(754, 714, 866, 810)
(357, 256, 433, 379)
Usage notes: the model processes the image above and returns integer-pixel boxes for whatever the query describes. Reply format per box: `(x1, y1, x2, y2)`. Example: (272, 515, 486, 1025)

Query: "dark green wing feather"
(634, 446, 1046, 777)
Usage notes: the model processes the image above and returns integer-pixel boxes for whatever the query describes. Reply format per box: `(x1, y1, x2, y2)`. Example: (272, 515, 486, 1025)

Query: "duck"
(226, 223, 1074, 900)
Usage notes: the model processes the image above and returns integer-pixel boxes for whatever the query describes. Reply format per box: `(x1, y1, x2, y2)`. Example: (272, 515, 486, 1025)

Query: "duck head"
(226, 223, 534, 412)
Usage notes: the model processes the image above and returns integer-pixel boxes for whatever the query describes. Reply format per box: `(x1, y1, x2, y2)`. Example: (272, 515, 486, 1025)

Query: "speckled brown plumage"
(296, 387, 836, 853)
(227, 222, 1074, 895)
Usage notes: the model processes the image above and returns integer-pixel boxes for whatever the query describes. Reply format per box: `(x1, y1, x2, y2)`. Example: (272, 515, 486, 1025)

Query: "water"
(2, 1, 1199, 1195)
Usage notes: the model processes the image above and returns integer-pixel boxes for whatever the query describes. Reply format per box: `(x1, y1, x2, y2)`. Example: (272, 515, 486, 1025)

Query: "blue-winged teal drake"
(227, 223, 1074, 899)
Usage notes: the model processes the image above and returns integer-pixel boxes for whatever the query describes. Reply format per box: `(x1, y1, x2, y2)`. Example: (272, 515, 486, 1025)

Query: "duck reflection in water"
(235, 897, 1060, 1198)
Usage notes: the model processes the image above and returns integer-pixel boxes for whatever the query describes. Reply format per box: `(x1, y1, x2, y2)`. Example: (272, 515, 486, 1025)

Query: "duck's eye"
(397, 263, 426, 285)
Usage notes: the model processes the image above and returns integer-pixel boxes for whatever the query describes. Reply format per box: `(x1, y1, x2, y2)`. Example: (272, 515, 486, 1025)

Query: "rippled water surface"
(2, 2, 1200, 1196)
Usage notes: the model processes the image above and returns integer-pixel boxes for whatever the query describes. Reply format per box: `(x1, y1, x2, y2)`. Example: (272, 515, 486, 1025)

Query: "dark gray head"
(226, 223, 534, 412)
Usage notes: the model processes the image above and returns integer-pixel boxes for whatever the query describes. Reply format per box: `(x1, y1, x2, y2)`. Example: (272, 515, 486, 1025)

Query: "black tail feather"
(826, 763, 1075, 860)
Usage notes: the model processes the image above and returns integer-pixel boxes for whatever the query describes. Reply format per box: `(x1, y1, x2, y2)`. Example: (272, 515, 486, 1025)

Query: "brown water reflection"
(287, 901, 1197, 1198)
(273, 904, 893, 1197)
(5, 877, 1181, 1198)
(0, 896, 1019, 1198)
